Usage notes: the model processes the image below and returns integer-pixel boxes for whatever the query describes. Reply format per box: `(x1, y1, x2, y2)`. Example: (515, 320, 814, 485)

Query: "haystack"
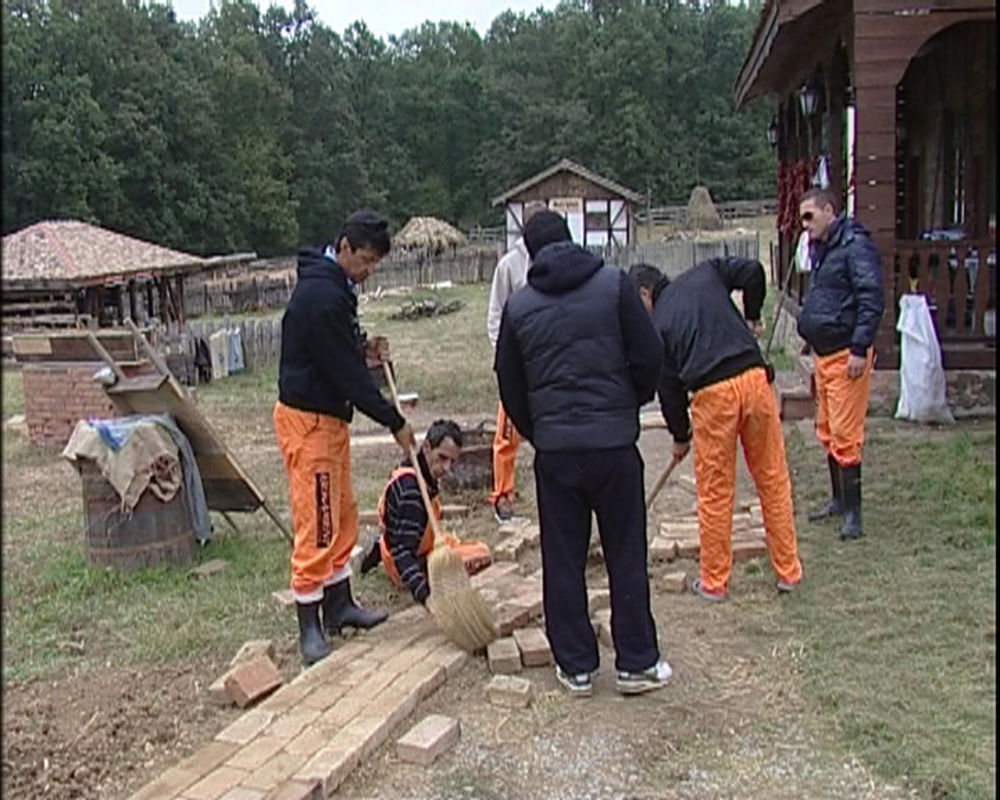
(394, 216, 467, 252)
(685, 186, 723, 230)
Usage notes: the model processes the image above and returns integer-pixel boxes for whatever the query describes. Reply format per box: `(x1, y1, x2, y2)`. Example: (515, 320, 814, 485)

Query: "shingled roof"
(491, 158, 644, 206)
(1, 220, 209, 288)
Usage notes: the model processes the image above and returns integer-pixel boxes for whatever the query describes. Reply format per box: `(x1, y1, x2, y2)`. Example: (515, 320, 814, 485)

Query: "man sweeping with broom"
(365, 419, 491, 603)
(495, 211, 672, 697)
(274, 209, 417, 667)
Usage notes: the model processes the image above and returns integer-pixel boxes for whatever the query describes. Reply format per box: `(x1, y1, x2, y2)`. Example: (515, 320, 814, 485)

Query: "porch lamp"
(798, 83, 821, 117)
(766, 116, 779, 148)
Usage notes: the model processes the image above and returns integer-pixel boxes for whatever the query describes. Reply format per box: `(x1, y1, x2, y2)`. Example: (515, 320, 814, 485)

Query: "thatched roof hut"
(393, 217, 467, 252)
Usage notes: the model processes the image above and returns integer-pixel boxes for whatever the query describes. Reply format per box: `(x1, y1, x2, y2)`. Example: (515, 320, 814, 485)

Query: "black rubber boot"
(323, 580, 388, 635)
(808, 454, 843, 522)
(840, 464, 863, 540)
(296, 600, 332, 666)
(359, 540, 382, 576)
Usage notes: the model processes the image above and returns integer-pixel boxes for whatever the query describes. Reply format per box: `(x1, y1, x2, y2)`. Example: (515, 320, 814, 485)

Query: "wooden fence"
(636, 198, 777, 227)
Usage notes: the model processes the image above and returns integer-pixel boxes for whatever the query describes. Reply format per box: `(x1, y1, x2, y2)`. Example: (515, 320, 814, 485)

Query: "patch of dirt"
(2, 661, 240, 800)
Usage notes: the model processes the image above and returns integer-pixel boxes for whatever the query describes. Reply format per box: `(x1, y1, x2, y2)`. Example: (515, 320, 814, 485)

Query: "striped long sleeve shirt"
(381, 454, 439, 603)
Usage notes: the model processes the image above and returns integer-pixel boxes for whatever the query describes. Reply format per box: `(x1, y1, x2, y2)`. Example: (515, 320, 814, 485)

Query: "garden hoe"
(382, 362, 496, 653)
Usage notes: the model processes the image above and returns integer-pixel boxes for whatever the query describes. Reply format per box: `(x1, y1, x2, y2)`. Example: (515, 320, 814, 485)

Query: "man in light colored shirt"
(486, 201, 546, 522)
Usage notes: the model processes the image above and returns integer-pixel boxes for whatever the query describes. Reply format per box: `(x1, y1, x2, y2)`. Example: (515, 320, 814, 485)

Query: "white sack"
(895, 294, 955, 424)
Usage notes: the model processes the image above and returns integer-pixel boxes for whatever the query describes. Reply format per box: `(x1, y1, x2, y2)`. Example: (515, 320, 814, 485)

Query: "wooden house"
(492, 158, 643, 252)
(735, 0, 996, 370)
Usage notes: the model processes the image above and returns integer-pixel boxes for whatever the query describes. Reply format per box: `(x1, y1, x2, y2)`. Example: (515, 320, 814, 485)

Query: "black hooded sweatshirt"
(494, 240, 662, 452)
(278, 247, 404, 432)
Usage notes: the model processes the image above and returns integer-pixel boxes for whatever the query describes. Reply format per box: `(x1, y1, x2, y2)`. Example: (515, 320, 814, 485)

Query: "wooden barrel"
(77, 459, 196, 570)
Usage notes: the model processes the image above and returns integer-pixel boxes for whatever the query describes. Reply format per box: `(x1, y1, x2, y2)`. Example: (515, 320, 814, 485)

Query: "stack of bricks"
(651, 500, 768, 563)
(21, 363, 117, 450)
(128, 606, 468, 800)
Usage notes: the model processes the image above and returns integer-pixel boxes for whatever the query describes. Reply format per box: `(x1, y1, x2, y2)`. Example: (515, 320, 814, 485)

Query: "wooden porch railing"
(892, 239, 997, 342)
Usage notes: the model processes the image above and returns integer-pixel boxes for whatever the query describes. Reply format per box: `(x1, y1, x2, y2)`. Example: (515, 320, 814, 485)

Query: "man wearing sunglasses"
(796, 188, 885, 541)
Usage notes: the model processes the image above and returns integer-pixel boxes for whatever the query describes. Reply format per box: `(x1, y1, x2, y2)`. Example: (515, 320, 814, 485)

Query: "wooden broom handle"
(646, 455, 682, 508)
(382, 362, 444, 543)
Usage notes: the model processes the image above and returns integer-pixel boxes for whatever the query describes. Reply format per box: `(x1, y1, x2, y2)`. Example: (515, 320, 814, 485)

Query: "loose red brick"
(230, 640, 275, 667)
(487, 637, 522, 674)
(225, 656, 283, 708)
(512, 627, 552, 667)
(396, 714, 460, 766)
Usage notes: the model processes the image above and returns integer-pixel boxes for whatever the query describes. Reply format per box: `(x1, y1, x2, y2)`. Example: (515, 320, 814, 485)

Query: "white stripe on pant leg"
(292, 587, 324, 603)
(324, 564, 353, 586)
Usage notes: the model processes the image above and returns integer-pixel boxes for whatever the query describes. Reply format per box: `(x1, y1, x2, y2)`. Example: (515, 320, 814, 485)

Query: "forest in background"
(2, 0, 772, 256)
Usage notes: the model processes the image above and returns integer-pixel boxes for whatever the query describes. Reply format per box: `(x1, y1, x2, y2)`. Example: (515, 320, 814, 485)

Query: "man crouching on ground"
(364, 419, 491, 604)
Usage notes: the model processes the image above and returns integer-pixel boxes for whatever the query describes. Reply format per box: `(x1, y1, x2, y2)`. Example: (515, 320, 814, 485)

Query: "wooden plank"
(855, 158, 897, 183)
(856, 132, 897, 158)
(854, 87, 898, 110)
(854, 61, 911, 88)
(855, 10, 993, 39)
(855, 106, 897, 134)
(105, 374, 168, 394)
(202, 479, 260, 512)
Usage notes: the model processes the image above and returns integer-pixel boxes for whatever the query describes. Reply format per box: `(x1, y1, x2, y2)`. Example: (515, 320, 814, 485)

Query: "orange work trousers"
(273, 401, 359, 602)
(489, 401, 521, 505)
(813, 347, 874, 467)
(690, 367, 802, 594)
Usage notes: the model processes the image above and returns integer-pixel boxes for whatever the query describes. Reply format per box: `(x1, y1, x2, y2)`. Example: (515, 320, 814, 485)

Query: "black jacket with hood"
(651, 257, 767, 444)
(278, 247, 404, 432)
(494, 241, 662, 452)
(797, 214, 885, 357)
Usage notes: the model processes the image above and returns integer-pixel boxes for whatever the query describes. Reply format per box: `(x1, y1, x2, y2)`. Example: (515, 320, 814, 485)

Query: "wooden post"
(157, 277, 169, 325)
(174, 275, 186, 326)
(145, 281, 155, 320)
(128, 280, 138, 324)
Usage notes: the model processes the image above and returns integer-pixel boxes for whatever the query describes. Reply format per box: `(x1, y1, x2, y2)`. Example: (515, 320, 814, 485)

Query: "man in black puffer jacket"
(796, 188, 885, 541)
(495, 210, 671, 698)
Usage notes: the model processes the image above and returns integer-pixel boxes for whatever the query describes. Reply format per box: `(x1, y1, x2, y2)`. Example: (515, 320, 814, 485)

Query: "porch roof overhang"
(734, 0, 847, 108)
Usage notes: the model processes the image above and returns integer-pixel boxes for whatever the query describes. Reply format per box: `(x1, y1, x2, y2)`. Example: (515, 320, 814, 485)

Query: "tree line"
(2, 0, 772, 257)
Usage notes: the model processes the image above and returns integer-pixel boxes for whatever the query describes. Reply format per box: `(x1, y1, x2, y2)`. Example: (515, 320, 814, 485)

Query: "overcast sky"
(169, 0, 562, 38)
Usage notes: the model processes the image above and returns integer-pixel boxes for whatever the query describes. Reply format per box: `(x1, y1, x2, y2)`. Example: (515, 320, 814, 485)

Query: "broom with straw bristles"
(382, 362, 497, 653)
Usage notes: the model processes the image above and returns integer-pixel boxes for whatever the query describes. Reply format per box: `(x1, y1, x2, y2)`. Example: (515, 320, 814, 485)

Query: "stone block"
(226, 737, 285, 771)
(732, 540, 768, 562)
(319, 696, 368, 728)
(494, 601, 532, 636)
(216, 710, 274, 745)
(264, 779, 322, 800)
(512, 627, 552, 667)
(396, 714, 460, 766)
(181, 766, 247, 800)
(486, 674, 532, 708)
(189, 559, 227, 579)
(649, 538, 677, 562)
(487, 637, 522, 674)
(587, 588, 611, 615)
(339, 712, 392, 760)
(675, 539, 701, 559)
(230, 640, 276, 668)
(225, 657, 283, 708)
(294, 745, 359, 796)
(299, 682, 349, 712)
(285, 725, 337, 757)
(660, 571, 688, 594)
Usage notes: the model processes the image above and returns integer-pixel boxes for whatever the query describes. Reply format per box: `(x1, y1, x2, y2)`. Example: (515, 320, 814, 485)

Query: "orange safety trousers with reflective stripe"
(273, 401, 358, 602)
(489, 401, 521, 504)
(813, 347, 874, 467)
(378, 466, 491, 587)
(690, 367, 803, 594)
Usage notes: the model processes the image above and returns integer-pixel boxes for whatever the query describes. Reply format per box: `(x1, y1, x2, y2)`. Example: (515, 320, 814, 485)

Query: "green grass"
(784, 425, 996, 799)
(2, 365, 24, 418)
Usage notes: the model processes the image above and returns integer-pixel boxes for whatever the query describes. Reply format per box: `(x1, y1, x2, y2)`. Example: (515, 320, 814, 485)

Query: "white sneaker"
(555, 665, 593, 697)
(615, 659, 673, 695)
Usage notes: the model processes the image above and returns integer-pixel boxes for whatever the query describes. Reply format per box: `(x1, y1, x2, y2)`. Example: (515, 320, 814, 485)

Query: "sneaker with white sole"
(691, 577, 728, 602)
(776, 578, 800, 593)
(555, 665, 593, 697)
(616, 659, 673, 695)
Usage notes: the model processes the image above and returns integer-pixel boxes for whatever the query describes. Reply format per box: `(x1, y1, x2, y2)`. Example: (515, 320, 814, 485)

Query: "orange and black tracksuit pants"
(273, 401, 359, 603)
(490, 401, 520, 504)
(813, 347, 874, 467)
(690, 367, 803, 594)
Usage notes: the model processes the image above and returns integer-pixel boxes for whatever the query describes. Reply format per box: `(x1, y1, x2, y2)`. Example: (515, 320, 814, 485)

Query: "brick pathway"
(128, 553, 544, 800)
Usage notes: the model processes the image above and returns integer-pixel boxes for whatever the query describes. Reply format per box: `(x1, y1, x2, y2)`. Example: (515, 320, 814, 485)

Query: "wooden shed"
(735, 0, 996, 370)
(492, 158, 643, 252)
(1, 220, 252, 331)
